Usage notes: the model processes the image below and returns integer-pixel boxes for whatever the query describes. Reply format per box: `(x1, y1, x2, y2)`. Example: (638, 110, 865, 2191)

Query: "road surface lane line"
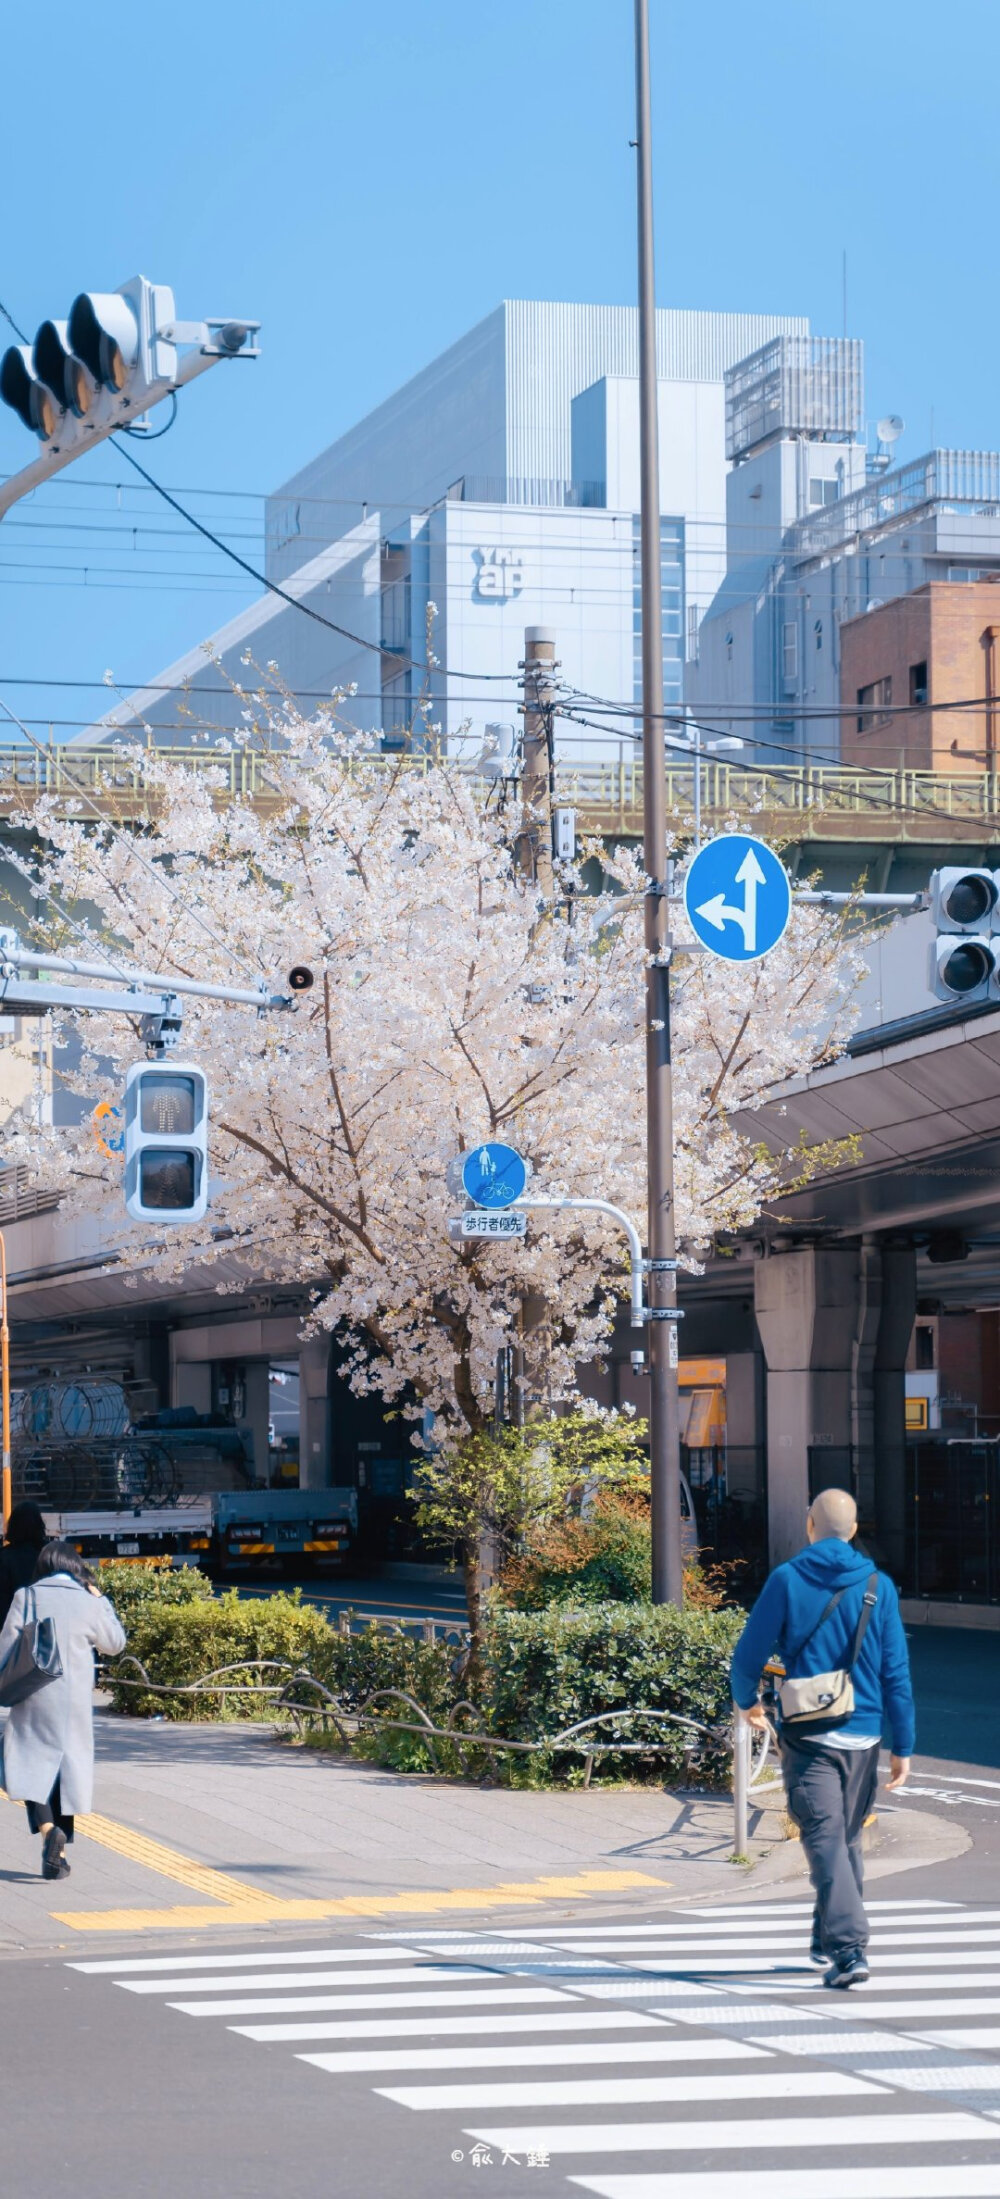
(380, 2070, 882, 2111)
(232, 2011, 665, 2042)
(567, 2172, 1000, 2199)
(290, 2040, 768, 2075)
(463, 2109, 1000, 2155)
(168, 1984, 571, 2016)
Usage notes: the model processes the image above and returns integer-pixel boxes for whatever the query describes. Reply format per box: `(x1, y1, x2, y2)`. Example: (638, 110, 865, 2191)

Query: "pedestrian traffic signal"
(929, 868, 1000, 1002)
(930, 933, 1000, 1003)
(930, 867, 1000, 933)
(124, 1062, 208, 1223)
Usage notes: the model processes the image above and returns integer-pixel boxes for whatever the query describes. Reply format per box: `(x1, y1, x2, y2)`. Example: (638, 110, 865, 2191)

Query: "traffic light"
(124, 1062, 208, 1224)
(1, 279, 176, 455)
(929, 868, 1000, 1003)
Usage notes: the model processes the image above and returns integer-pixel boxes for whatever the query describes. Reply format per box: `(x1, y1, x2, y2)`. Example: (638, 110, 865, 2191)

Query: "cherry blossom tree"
(5, 695, 865, 1478)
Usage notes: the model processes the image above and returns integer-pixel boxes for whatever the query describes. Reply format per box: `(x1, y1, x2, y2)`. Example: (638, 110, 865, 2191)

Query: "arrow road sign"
(460, 1142, 529, 1209)
(683, 833, 791, 962)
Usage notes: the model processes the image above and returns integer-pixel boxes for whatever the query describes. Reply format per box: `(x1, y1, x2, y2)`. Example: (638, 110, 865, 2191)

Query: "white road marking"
(568, 2172, 1000, 2199)
(290, 2039, 768, 2075)
(169, 1984, 570, 2017)
(464, 2109, 1000, 2155)
(71, 1945, 415, 1975)
(119, 1965, 491, 1995)
(380, 2070, 882, 2111)
(233, 2010, 665, 2043)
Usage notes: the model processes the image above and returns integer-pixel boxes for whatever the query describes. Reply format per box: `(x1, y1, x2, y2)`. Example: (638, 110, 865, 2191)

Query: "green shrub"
(97, 1559, 213, 1638)
(483, 1602, 742, 1787)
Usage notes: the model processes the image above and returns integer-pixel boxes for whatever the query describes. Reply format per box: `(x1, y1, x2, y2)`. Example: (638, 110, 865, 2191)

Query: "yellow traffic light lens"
(69, 359, 93, 417)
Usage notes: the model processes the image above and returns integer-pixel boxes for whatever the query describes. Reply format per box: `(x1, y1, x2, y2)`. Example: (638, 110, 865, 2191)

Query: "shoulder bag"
(0, 1586, 64, 1708)
(778, 1573, 878, 1729)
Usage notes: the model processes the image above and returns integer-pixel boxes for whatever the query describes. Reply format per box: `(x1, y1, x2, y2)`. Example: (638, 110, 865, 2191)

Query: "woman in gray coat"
(0, 1541, 125, 1879)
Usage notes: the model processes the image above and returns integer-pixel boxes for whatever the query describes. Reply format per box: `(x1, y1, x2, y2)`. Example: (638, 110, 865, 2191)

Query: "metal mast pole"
(635, 0, 683, 1605)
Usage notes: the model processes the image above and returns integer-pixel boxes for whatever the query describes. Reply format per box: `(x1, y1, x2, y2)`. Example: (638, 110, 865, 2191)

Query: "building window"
(633, 516, 685, 709)
(857, 675, 893, 735)
(782, 622, 798, 683)
(910, 660, 928, 706)
(687, 603, 701, 664)
(814, 618, 823, 651)
(809, 478, 840, 508)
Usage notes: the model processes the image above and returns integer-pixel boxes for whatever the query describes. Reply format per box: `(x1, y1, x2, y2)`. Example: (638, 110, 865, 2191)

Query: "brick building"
(840, 578, 1000, 770)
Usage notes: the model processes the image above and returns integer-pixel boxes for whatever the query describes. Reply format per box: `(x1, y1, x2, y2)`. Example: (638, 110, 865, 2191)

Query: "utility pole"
(635, 0, 683, 1606)
(518, 626, 556, 894)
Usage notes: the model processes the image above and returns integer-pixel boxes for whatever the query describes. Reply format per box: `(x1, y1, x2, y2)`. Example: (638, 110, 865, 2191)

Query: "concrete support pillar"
(754, 1244, 861, 1565)
(242, 1361, 271, 1484)
(874, 1241, 917, 1580)
(299, 1335, 334, 1489)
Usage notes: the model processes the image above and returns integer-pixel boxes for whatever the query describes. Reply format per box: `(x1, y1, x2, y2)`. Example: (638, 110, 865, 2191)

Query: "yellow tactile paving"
(73, 1814, 273, 1906)
(53, 1864, 672, 1933)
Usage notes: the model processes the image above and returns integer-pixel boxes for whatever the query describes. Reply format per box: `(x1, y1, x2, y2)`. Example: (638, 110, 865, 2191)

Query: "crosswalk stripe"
(291, 2039, 769, 2075)
(379, 2070, 881, 2111)
(568, 2173, 1000, 2199)
(464, 2110, 1000, 2155)
(169, 1984, 570, 2017)
(723, 1983, 1000, 2002)
(800, 1998, 1000, 2020)
(674, 1901, 961, 1917)
(855, 2063, 1000, 2094)
(119, 1965, 492, 1995)
(489, 1928, 1000, 1952)
(917, 2027, 1000, 2048)
(232, 2010, 666, 2043)
(71, 1946, 416, 1975)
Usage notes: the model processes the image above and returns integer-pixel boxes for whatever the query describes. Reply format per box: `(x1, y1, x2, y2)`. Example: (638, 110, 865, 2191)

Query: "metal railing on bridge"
(1, 744, 999, 843)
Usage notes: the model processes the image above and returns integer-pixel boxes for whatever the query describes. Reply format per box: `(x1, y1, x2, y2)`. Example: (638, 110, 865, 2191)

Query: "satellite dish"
(877, 415, 904, 445)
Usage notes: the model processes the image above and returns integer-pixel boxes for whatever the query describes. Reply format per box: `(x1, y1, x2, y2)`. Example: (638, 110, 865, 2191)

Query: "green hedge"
(98, 1564, 459, 1727)
(484, 1603, 742, 1787)
(96, 1565, 740, 1786)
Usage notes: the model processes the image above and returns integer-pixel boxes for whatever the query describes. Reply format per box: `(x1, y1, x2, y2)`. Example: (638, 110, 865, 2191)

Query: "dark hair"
(33, 1540, 95, 1589)
(5, 1500, 47, 1550)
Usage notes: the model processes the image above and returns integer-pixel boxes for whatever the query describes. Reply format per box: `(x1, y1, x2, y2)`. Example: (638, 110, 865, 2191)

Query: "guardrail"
(2, 745, 1000, 842)
(100, 1650, 774, 1841)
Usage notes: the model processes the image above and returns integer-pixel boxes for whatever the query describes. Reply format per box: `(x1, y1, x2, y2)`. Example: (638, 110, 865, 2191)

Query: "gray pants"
(779, 1733, 880, 1962)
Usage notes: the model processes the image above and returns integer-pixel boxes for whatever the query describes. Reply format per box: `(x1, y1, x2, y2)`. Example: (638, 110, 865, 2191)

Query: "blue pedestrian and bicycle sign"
(461, 1142, 528, 1209)
(683, 832, 791, 963)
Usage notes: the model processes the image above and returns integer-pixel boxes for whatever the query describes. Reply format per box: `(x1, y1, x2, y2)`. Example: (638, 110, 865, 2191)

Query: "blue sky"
(0, 0, 994, 738)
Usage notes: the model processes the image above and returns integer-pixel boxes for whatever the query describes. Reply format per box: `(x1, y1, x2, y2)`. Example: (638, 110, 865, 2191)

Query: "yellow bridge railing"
(0, 746, 997, 842)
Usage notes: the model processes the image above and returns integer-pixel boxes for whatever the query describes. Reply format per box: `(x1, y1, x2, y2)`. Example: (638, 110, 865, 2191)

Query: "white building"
(691, 335, 1000, 762)
(78, 300, 811, 760)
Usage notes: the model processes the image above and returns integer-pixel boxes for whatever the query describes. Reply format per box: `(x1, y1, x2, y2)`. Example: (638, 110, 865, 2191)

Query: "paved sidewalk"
(0, 1711, 967, 1954)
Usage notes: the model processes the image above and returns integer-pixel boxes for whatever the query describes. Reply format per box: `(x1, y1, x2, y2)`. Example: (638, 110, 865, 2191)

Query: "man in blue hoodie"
(731, 1486, 915, 1990)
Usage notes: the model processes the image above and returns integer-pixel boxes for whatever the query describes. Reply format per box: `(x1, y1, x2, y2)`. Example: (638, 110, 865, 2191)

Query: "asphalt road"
(236, 1566, 470, 1631)
(11, 1875, 1000, 2198)
(2, 1618, 997, 2196)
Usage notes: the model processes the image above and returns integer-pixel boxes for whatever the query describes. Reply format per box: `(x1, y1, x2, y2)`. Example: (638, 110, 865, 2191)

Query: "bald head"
(808, 1488, 858, 1543)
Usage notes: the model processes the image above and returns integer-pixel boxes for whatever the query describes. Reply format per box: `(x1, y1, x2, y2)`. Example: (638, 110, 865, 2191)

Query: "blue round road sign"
(683, 832, 791, 963)
(461, 1142, 528, 1209)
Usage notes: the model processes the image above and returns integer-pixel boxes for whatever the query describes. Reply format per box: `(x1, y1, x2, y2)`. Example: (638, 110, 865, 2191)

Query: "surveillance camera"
(630, 1349, 646, 1374)
(288, 966, 315, 993)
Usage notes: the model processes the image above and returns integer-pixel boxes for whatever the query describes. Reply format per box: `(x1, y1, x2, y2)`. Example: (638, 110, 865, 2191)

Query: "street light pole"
(635, 0, 683, 1606)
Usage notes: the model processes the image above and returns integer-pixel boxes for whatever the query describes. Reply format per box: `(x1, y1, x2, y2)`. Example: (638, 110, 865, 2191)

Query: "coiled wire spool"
(12, 1381, 130, 1441)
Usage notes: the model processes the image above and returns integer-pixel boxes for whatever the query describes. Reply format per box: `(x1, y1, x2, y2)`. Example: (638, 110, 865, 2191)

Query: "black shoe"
(824, 1950, 869, 1990)
(41, 1828, 70, 1881)
(809, 1921, 825, 1966)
